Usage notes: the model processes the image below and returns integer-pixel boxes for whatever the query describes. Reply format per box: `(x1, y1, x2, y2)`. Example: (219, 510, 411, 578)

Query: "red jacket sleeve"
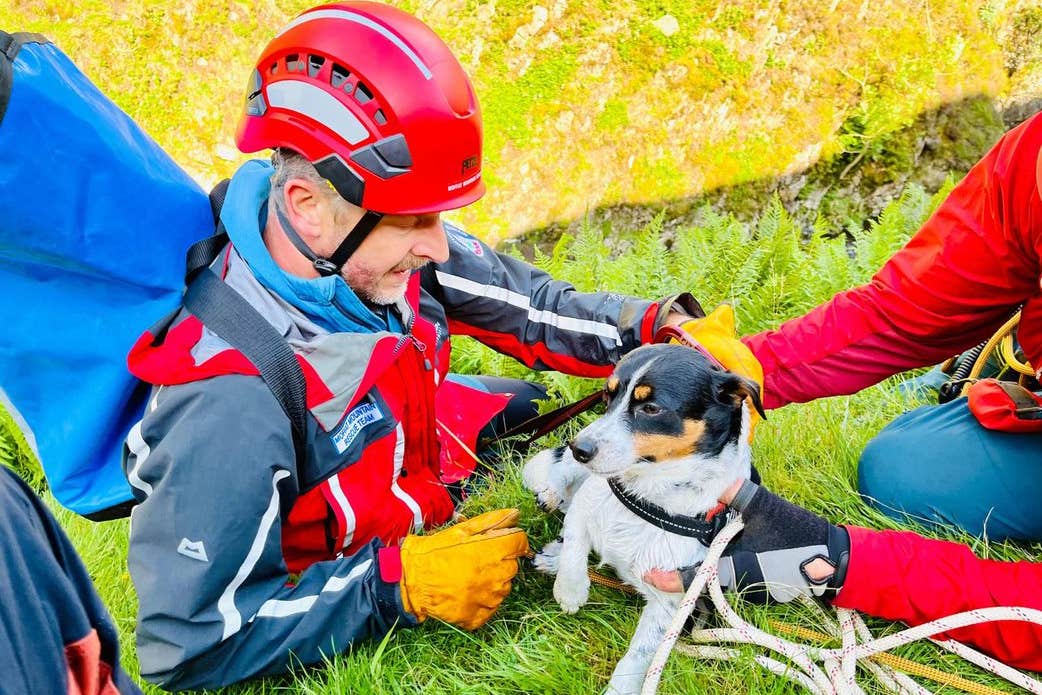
(834, 526, 1042, 670)
(744, 113, 1042, 409)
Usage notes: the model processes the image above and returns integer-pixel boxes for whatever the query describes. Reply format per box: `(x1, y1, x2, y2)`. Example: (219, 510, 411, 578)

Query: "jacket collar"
(222, 159, 398, 335)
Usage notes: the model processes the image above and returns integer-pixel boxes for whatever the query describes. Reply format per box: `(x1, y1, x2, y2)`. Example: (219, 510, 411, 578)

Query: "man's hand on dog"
(643, 480, 850, 603)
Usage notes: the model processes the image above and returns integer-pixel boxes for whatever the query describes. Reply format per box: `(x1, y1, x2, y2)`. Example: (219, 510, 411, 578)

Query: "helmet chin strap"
(273, 196, 383, 277)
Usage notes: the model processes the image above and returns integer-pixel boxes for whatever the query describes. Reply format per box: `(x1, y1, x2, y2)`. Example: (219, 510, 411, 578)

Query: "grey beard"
(362, 289, 401, 305)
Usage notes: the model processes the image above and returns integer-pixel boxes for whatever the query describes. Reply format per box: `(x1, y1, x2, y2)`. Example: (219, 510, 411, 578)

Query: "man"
(648, 110, 1042, 669)
(122, 3, 694, 689)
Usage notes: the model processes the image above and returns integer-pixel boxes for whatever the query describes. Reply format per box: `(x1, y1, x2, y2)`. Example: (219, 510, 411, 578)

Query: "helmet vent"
(307, 55, 325, 77)
(354, 82, 374, 105)
(330, 63, 352, 89)
(374, 109, 387, 125)
(286, 53, 305, 72)
(268, 61, 278, 75)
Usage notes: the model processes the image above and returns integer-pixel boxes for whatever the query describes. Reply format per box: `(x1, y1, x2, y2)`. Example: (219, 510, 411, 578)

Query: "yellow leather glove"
(674, 304, 765, 435)
(398, 508, 529, 630)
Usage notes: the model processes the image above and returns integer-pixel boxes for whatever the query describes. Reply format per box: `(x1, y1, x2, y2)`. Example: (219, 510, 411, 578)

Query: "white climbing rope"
(640, 516, 1042, 695)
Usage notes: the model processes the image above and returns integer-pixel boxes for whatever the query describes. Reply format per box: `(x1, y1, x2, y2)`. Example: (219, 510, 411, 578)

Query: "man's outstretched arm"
(745, 112, 1042, 408)
(647, 480, 1042, 671)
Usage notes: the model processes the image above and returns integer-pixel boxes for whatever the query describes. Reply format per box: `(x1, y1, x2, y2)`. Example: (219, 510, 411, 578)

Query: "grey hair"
(268, 149, 356, 227)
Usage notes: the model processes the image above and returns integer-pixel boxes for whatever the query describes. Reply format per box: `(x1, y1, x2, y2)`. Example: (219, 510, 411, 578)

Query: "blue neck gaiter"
(221, 160, 400, 334)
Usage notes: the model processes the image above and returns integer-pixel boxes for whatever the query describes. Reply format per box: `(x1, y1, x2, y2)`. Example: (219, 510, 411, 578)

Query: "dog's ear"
(715, 372, 767, 420)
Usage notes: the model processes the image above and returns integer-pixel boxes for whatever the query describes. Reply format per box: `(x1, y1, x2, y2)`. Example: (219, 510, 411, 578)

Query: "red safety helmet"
(236, 2, 484, 216)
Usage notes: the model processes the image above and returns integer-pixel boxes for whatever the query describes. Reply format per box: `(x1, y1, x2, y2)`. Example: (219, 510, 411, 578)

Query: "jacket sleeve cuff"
(377, 545, 402, 582)
(374, 544, 418, 627)
(651, 292, 707, 338)
(830, 525, 876, 610)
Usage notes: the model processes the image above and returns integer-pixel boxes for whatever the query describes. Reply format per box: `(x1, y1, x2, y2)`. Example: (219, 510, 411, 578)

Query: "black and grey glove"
(681, 480, 850, 604)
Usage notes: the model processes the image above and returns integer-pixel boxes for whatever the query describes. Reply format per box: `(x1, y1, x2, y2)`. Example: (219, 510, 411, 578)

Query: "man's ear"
(715, 372, 767, 420)
(282, 178, 326, 240)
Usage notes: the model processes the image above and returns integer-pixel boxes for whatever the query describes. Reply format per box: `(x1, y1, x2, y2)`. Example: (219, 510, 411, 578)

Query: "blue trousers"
(858, 395, 1042, 542)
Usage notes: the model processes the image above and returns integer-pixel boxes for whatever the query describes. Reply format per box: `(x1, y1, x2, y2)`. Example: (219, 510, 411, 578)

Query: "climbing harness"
(939, 310, 1036, 403)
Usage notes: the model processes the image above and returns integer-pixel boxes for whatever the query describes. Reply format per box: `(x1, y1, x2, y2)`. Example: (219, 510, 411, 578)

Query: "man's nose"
(414, 217, 449, 263)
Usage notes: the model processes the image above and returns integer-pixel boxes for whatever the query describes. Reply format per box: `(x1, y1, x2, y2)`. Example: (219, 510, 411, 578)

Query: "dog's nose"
(569, 439, 598, 463)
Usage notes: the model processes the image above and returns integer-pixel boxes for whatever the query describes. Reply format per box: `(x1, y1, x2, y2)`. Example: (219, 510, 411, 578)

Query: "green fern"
(451, 181, 940, 404)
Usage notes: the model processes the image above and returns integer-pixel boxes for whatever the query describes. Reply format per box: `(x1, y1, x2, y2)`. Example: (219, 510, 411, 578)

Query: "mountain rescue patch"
(330, 402, 384, 454)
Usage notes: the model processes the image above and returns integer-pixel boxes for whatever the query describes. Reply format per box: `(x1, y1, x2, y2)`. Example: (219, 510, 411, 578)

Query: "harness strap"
(1, 32, 51, 125)
(182, 265, 309, 462)
(274, 195, 383, 277)
(607, 477, 734, 545)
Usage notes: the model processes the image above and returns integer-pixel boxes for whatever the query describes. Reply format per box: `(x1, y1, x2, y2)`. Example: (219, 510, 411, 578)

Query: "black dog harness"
(608, 478, 739, 547)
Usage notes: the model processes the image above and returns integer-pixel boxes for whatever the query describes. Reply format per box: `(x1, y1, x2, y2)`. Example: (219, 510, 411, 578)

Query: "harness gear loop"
(966, 311, 1027, 383)
(940, 310, 1035, 403)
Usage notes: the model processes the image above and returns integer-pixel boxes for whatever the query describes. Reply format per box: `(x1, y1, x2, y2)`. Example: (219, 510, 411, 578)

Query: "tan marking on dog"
(634, 419, 706, 461)
(633, 385, 652, 401)
(606, 377, 620, 394)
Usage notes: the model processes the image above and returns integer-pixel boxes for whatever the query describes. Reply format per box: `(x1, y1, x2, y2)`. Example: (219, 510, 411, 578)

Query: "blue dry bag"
(0, 32, 215, 518)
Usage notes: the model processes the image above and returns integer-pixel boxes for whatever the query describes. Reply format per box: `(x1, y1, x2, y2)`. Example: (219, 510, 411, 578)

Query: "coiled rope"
(640, 517, 1042, 695)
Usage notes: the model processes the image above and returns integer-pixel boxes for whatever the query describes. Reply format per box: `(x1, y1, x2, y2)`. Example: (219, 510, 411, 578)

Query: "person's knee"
(856, 408, 943, 521)
(857, 429, 915, 517)
(855, 400, 1042, 539)
(511, 380, 548, 417)
(0, 467, 40, 525)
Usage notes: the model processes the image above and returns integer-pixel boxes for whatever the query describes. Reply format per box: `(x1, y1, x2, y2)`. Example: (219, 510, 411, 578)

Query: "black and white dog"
(522, 343, 764, 695)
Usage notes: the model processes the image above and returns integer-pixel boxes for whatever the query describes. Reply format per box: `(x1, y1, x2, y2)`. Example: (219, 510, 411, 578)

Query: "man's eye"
(639, 403, 662, 415)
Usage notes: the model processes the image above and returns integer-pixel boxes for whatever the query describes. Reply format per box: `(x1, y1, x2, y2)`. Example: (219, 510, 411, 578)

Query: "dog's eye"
(638, 403, 662, 416)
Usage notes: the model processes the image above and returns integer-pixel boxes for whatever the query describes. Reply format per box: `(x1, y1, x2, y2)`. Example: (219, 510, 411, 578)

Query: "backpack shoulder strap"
(179, 181, 309, 463)
(183, 177, 231, 278)
(1, 32, 48, 124)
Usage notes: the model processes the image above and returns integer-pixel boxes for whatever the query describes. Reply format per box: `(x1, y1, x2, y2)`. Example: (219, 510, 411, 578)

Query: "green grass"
(1, 1, 1038, 691)
(3, 183, 1039, 694)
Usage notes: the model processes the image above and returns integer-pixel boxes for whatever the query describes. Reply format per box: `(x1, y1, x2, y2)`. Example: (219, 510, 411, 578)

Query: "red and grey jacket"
(123, 220, 669, 690)
(745, 112, 1042, 668)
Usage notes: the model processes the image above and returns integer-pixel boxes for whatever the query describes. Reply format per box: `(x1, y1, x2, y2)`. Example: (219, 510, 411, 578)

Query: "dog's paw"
(531, 539, 562, 575)
(522, 447, 567, 512)
(553, 574, 590, 614)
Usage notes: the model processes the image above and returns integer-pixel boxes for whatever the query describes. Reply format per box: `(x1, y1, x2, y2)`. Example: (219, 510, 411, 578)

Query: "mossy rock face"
(0, 0, 1020, 245)
(514, 94, 1008, 257)
(1002, 4, 1042, 74)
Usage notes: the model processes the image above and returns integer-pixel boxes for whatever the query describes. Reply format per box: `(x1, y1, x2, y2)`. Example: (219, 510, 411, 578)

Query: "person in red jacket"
(649, 111, 1042, 670)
